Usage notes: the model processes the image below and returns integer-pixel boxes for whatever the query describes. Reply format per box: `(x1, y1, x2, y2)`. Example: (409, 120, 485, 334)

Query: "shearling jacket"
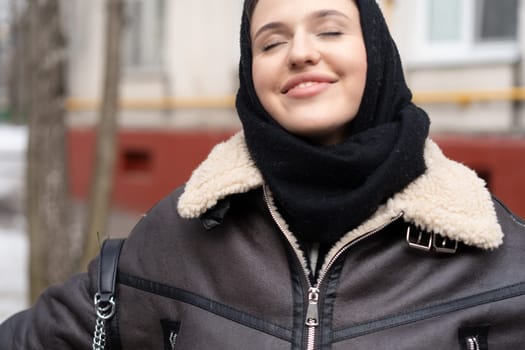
(1, 132, 525, 350)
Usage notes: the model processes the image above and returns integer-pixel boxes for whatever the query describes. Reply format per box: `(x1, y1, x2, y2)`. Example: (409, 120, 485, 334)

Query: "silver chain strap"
(93, 317, 107, 350)
(92, 293, 116, 350)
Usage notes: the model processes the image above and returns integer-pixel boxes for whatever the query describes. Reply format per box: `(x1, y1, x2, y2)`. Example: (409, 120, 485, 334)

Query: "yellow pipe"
(413, 87, 525, 105)
(65, 87, 525, 112)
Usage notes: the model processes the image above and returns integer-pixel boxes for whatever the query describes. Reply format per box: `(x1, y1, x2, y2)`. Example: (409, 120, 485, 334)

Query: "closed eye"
(319, 31, 343, 37)
(262, 41, 286, 52)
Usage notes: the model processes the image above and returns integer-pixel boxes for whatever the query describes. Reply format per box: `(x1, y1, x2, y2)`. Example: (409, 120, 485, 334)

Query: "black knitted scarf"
(235, 0, 430, 244)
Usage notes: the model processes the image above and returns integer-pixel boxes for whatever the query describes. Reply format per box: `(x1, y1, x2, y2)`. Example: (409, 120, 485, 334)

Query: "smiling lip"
(281, 73, 336, 98)
(281, 73, 335, 94)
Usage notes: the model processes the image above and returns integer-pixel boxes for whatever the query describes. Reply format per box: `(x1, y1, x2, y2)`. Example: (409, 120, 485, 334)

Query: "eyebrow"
(253, 9, 351, 42)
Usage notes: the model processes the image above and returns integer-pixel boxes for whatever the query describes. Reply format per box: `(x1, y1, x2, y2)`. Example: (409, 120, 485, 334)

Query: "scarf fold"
(236, 0, 430, 243)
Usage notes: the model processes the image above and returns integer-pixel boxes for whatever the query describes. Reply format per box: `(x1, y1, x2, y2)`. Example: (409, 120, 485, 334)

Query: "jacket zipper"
(466, 336, 480, 350)
(305, 287, 320, 350)
(263, 186, 402, 350)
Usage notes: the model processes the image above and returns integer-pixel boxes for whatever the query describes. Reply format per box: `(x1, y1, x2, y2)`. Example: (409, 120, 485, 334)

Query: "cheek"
(252, 60, 276, 107)
(344, 47, 367, 95)
(354, 58, 367, 88)
(252, 61, 264, 92)
(357, 60, 368, 97)
(355, 45, 368, 85)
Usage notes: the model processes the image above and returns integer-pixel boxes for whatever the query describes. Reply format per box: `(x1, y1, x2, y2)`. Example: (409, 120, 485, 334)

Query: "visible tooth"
(297, 81, 317, 89)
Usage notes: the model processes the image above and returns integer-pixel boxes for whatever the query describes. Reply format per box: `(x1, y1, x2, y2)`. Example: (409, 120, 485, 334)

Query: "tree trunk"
(79, 0, 124, 270)
(24, 0, 70, 302)
(7, 0, 29, 124)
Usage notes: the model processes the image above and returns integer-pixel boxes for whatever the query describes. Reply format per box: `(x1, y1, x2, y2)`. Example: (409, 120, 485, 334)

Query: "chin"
(289, 127, 344, 145)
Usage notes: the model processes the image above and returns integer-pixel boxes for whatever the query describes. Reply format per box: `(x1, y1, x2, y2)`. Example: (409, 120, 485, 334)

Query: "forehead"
(250, 0, 359, 34)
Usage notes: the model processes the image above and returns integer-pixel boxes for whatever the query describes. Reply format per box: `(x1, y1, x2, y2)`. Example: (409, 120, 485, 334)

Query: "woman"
(2, 0, 525, 348)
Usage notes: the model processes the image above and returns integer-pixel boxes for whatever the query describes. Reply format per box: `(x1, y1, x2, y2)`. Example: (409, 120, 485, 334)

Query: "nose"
(287, 32, 321, 68)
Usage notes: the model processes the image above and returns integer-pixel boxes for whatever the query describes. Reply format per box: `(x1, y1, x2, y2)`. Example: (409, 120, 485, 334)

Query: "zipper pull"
(305, 287, 320, 326)
(459, 325, 488, 350)
(466, 336, 480, 350)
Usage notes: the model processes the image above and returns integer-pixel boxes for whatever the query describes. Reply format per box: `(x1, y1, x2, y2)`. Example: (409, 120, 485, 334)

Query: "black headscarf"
(235, 0, 430, 243)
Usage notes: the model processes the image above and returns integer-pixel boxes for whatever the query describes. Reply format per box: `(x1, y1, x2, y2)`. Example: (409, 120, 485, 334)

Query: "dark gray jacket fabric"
(1, 134, 525, 349)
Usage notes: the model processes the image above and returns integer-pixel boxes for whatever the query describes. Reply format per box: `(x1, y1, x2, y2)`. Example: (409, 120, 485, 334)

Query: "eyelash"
(261, 31, 343, 52)
(319, 31, 343, 37)
(262, 42, 285, 52)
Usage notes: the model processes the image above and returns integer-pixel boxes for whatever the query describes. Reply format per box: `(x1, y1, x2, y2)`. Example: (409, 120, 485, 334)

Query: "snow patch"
(0, 228, 28, 322)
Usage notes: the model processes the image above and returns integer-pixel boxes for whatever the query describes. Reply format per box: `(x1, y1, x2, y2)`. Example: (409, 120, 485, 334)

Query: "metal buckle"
(406, 226, 458, 254)
(433, 234, 459, 254)
(94, 293, 116, 320)
(406, 225, 432, 251)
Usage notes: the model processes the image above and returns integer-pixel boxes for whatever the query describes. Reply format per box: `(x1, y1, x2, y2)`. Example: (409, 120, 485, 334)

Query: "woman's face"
(250, 0, 367, 145)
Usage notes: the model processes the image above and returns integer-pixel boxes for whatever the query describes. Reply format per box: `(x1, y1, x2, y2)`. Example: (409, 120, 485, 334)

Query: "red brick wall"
(69, 129, 525, 218)
(69, 129, 237, 212)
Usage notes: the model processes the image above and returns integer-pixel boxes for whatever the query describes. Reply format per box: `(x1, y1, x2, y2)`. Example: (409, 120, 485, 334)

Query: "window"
(122, 148, 152, 173)
(476, 0, 518, 42)
(428, 0, 461, 43)
(0, 0, 8, 27)
(409, 0, 519, 65)
(122, 0, 165, 70)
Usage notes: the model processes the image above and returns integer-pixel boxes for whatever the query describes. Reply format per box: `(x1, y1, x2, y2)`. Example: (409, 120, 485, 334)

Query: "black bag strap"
(98, 239, 125, 303)
(93, 238, 125, 350)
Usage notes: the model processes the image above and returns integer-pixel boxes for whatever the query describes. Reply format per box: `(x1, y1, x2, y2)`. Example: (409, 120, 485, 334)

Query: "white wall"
(65, 0, 244, 100)
(63, 0, 105, 100)
(167, 0, 243, 98)
(385, 0, 525, 134)
(65, 0, 525, 134)
(65, 0, 244, 129)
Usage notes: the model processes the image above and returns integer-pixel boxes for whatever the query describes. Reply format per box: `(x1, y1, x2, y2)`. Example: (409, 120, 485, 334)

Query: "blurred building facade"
(63, 0, 525, 216)
(391, 0, 523, 132)
(0, 0, 9, 116)
(388, 0, 525, 216)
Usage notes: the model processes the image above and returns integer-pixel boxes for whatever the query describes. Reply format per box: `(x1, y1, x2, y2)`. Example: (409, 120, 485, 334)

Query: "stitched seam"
(493, 196, 525, 227)
(332, 281, 525, 342)
(118, 272, 293, 341)
(509, 213, 525, 228)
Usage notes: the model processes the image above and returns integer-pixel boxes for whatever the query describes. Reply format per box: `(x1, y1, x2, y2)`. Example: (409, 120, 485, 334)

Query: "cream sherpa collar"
(178, 132, 503, 250)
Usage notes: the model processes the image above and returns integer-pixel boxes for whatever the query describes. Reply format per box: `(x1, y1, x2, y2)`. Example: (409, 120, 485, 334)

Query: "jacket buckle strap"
(433, 233, 459, 254)
(406, 226, 458, 254)
(406, 225, 432, 251)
